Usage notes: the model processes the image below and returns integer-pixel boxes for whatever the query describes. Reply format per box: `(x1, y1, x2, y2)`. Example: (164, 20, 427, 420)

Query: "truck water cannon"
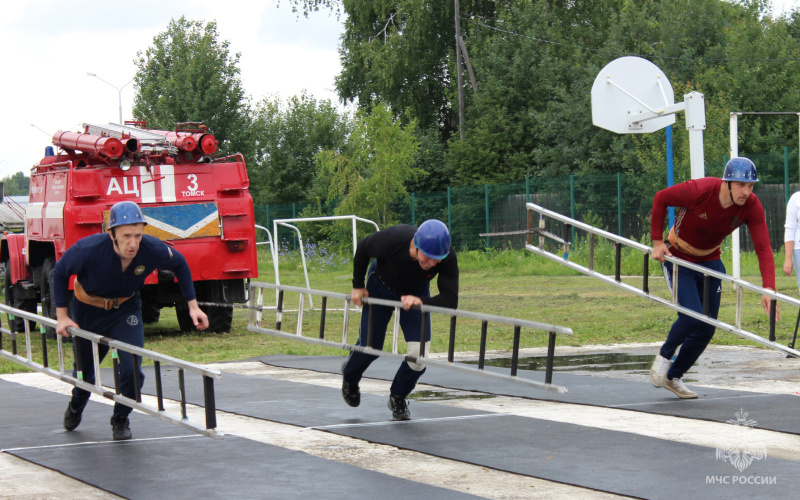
(52, 131, 137, 160)
(162, 132, 198, 152)
(147, 129, 218, 156)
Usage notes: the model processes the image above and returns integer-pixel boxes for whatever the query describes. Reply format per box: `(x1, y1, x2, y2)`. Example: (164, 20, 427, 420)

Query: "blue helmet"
(414, 219, 451, 260)
(722, 157, 759, 183)
(108, 201, 147, 229)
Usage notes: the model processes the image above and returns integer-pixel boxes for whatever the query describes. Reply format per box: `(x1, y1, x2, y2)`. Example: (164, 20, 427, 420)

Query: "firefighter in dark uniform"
(56, 201, 209, 440)
(341, 219, 458, 420)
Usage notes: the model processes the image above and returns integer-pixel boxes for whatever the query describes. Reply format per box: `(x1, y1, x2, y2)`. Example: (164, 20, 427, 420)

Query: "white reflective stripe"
(140, 166, 156, 203)
(44, 201, 65, 219)
(26, 202, 44, 219)
(159, 165, 176, 202)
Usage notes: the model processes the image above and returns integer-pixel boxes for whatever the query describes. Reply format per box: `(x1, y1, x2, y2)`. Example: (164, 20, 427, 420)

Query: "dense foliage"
(132, 17, 253, 160)
(134, 2, 800, 214)
(1, 172, 30, 196)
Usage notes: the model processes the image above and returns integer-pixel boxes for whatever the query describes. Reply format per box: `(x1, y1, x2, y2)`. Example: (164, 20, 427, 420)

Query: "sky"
(0, 0, 345, 179)
(1, 0, 799, 181)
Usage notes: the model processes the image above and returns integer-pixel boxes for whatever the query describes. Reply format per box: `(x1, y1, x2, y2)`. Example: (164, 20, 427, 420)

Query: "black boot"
(110, 414, 132, 441)
(388, 394, 410, 421)
(342, 379, 361, 407)
(63, 400, 86, 431)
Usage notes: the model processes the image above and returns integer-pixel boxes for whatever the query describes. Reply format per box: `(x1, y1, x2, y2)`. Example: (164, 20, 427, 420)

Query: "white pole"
(729, 112, 741, 280)
(685, 92, 706, 179)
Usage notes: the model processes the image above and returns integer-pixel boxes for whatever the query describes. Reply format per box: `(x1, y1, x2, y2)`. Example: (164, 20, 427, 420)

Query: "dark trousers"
(660, 259, 724, 379)
(69, 298, 144, 418)
(342, 262, 431, 397)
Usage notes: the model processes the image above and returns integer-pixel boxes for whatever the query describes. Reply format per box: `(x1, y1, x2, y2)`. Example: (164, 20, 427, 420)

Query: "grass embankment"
(2, 243, 796, 375)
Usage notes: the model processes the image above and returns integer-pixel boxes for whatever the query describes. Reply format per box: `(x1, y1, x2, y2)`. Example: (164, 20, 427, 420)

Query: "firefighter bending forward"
(341, 220, 459, 420)
(56, 201, 209, 440)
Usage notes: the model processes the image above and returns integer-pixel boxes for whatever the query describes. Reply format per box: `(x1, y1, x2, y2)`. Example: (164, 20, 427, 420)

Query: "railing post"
(769, 299, 777, 342)
(132, 354, 142, 403)
(112, 349, 121, 395)
(319, 296, 327, 339)
(546, 332, 557, 384)
(448, 316, 457, 363)
(510, 326, 521, 377)
(204, 376, 217, 430)
(478, 320, 488, 370)
(276, 290, 284, 331)
(179, 368, 187, 420)
(154, 361, 165, 412)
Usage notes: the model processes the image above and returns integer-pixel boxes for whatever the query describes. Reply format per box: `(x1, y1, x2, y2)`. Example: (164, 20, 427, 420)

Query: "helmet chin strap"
(728, 181, 735, 204)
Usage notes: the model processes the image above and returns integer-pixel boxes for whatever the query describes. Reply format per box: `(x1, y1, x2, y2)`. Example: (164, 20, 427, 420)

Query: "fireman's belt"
(73, 279, 134, 311)
(667, 227, 720, 258)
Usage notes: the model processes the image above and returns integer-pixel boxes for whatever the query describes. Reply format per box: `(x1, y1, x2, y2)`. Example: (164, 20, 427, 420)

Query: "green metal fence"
(255, 149, 800, 253)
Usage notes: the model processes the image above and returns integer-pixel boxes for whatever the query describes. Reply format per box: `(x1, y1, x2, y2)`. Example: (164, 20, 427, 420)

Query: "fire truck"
(1, 122, 258, 335)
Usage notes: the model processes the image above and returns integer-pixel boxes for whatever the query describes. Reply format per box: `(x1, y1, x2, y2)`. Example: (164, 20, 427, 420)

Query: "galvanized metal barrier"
(0, 304, 223, 439)
(525, 202, 800, 358)
(248, 282, 572, 393)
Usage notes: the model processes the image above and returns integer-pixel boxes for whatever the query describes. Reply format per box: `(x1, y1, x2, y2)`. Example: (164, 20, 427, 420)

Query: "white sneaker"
(663, 377, 698, 399)
(650, 355, 671, 388)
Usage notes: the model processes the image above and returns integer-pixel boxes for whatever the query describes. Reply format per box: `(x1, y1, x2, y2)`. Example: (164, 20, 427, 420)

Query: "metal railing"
(0, 304, 223, 439)
(525, 202, 800, 358)
(248, 282, 572, 393)
(269, 216, 380, 310)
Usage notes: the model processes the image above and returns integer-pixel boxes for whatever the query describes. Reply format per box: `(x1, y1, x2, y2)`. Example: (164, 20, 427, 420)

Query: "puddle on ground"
(464, 353, 655, 372)
(408, 390, 497, 401)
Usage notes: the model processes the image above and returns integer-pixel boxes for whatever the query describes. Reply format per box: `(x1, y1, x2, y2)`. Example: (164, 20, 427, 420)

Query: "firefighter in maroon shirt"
(649, 157, 778, 398)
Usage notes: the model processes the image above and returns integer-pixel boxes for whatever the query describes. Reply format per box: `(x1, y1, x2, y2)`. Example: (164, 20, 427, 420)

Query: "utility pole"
(455, 0, 465, 140)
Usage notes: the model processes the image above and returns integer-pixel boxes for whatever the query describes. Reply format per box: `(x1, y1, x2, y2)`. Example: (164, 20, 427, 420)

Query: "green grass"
(2, 246, 797, 375)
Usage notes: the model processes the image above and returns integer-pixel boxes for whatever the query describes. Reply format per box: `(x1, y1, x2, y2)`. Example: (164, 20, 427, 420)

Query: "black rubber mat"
(5, 357, 799, 499)
(128, 360, 800, 499)
(255, 354, 800, 435)
(0, 378, 483, 500)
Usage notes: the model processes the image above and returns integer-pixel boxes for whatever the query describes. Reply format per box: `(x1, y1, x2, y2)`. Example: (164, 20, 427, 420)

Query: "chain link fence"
(255, 150, 800, 253)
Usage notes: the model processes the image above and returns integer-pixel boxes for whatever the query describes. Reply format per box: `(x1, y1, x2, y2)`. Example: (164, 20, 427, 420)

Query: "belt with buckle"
(667, 227, 720, 258)
(73, 278, 134, 310)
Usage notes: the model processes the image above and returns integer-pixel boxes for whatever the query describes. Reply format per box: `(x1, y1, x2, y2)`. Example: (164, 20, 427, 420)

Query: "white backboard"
(591, 56, 676, 134)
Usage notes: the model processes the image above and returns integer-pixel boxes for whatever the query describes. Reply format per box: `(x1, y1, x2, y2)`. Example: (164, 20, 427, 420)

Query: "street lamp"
(86, 72, 133, 124)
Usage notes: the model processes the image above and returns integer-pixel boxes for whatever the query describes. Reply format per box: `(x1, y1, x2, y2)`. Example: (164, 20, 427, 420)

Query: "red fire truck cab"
(1, 122, 258, 335)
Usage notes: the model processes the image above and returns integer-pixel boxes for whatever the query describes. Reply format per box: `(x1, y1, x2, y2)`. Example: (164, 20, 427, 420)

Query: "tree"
(287, 0, 496, 138)
(248, 92, 351, 205)
(132, 17, 252, 160)
(290, 0, 800, 187)
(1, 171, 30, 196)
(317, 103, 420, 228)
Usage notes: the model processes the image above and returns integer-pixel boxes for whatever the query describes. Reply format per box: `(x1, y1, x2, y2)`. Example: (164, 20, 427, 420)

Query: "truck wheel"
(40, 258, 58, 339)
(4, 269, 38, 334)
(197, 280, 233, 333)
(175, 302, 195, 333)
(141, 300, 161, 324)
